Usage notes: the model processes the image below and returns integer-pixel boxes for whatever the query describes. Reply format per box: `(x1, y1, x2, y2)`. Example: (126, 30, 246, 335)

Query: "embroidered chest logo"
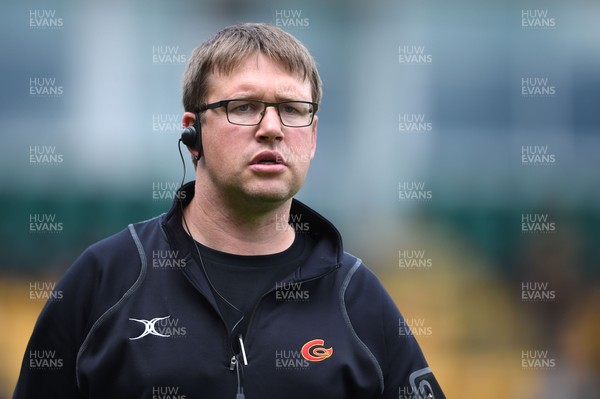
(129, 316, 172, 340)
(301, 339, 333, 362)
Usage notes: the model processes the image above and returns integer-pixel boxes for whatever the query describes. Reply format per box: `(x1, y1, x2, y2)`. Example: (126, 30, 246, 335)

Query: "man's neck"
(181, 181, 296, 256)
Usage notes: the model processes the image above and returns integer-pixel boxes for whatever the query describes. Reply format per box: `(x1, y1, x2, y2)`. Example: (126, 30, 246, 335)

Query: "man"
(14, 23, 444, 398)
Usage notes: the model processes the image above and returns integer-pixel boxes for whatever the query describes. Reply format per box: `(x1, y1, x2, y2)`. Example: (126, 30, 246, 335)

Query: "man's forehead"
(207, 53, 311, 99)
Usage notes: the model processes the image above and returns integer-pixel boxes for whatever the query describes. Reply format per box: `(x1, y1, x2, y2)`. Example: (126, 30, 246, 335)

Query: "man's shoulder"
(338, 252, 384, 287)
(337, 251, 400, 322)
(77, 213, 166, 267)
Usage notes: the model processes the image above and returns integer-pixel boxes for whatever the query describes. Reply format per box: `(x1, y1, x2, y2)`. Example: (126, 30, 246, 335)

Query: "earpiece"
(180, 126, 196, 146)
(180, 112, 202, 157)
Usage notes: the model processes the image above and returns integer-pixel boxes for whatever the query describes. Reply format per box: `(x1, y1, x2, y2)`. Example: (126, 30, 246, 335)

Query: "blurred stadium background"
(1, 0, 599, 397)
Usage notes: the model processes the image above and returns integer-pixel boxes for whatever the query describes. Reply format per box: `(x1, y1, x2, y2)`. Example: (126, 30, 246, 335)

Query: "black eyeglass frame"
(195, 99, 319, 128)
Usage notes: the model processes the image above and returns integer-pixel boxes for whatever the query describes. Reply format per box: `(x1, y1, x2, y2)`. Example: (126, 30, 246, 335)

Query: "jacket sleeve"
(343, 260, 445, 399)
(13, 226, 143, 398)
(12, 248, 99, 398)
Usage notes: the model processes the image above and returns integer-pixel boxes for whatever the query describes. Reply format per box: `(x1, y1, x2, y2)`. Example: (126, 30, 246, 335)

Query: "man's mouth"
(250, 151, 286, 165)
(248, 151, 287, 174)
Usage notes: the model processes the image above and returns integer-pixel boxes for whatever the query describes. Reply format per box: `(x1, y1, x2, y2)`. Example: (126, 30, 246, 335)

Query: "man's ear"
(182, 112, 196, 128)
(309, 115, 318, 160)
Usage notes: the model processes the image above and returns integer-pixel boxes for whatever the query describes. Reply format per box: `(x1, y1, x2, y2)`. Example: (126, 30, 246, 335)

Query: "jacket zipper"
(229, 353, 245, 399)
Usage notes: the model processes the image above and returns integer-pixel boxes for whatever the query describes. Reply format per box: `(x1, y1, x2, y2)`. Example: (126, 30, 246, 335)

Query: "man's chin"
(237, 184, 300, 208)
(247, 190, 294, 205)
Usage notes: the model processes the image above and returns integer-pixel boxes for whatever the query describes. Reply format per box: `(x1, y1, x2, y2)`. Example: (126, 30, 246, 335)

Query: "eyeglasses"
(197, 99, 318, 128)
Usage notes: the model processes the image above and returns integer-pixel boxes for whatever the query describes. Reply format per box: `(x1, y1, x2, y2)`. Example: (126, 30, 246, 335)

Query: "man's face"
(196, 53, 317, 207)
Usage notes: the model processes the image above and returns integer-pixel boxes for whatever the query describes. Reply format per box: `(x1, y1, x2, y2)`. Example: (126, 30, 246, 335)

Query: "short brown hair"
(182, 23, 322, 113)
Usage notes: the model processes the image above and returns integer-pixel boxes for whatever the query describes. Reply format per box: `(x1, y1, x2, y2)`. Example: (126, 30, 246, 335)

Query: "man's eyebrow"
(274, 94, 304, 102)
(225, 93, 309, 102)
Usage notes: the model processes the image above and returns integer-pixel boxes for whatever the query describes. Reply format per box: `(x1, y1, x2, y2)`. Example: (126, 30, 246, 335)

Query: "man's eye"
(281, 104, 302, 114)
(230, 102, 257, 113)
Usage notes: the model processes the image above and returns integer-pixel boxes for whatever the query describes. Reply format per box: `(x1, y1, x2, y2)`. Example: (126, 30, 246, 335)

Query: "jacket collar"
(161, 181, 343, 281)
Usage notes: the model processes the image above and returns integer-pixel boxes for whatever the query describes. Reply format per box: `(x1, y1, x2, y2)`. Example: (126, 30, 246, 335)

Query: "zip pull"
(230, 354, 245, 399)
(238, 334, 248, 366)
(230, 336, 248, 398)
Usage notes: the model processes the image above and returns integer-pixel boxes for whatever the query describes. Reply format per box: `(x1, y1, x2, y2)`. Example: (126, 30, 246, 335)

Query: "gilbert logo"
(129, 316, 171, 340)
(301, 339, 333, 362)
